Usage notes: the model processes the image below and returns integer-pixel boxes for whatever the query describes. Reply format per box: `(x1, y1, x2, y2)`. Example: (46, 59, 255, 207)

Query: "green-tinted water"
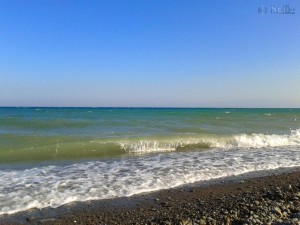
(0, 107, 299, 163)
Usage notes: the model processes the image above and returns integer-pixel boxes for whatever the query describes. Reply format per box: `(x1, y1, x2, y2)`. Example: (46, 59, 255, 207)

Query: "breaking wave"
(119, 129, 300, 153)
(0, 130, 299, 163)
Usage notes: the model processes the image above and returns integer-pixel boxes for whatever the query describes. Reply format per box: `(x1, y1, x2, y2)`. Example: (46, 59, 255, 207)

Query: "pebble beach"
(1, 168, 300, 225)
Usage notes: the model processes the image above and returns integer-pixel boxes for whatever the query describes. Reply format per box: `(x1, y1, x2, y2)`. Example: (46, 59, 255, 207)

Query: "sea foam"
(1, 144, 300, 215)
(118, 129, 300, 153)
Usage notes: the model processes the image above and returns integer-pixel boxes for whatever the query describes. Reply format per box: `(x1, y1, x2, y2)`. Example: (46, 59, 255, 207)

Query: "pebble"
(182, 219, 193, 225)
(39, 218, 56, 223)
(3, 172, 300, 225)
(26, 216, 35, 222)
(198, 219, 206, 225)
(272, 207, 282, 216)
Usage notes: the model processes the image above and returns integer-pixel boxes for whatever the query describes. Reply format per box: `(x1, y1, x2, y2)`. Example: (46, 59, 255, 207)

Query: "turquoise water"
(0, 107, 300, 214)
(1, 107, 299, 163)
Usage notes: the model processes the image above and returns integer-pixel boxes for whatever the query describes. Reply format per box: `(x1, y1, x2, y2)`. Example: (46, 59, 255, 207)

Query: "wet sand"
(1, 167, 300, 225)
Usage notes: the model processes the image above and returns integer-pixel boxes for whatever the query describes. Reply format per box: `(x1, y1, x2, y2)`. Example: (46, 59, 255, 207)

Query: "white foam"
(119, 140, 176, 153)
(233, 129, 300, 148)
(117, 129, 300, 153)
(0, 145, 300, 215)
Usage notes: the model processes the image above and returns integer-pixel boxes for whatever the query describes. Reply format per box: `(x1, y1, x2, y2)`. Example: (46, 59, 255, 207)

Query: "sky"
(0, 0, 299, 107)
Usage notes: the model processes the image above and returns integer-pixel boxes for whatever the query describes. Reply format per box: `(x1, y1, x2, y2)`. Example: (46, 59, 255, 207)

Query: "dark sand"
(1, 167, 300, 225)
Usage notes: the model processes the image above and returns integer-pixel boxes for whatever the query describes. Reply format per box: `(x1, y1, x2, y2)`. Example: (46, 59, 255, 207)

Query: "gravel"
(1, 169, 300, 225)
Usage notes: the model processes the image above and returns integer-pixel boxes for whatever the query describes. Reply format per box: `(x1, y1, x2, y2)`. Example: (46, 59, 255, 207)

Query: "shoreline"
(1, 167, 300, 224)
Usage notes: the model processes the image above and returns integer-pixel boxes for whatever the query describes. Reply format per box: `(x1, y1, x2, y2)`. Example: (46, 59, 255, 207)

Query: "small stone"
(160, 202, 171, 207)
(272, 207, 282, 217)
(271, 214, 277, 220)
(210, 219, 217, 225)
(26, 216, 35, 222)
(39, 218, 56, 224)
(199, 219, 206, 225)
(181, 219, 193, 225)
(225, 217, 231, 225)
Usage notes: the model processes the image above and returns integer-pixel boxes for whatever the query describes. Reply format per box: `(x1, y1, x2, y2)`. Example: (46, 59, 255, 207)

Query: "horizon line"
(0, 106, 299, 109)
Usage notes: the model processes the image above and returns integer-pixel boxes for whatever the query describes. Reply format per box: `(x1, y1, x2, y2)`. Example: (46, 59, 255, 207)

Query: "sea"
(0, 107, 299, 215)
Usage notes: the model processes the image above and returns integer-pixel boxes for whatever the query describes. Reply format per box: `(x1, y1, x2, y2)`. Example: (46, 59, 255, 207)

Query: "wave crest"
(1, 130, 299, 162)
(234, 129, 300, 148)
(118, 129, 300, 153)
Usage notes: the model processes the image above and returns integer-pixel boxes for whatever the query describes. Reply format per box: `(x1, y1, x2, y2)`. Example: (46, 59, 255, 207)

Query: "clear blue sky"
(0, 0, 299, 107)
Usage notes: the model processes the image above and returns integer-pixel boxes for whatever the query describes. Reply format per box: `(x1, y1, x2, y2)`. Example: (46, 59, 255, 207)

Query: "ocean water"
(0, 107, 300, 215)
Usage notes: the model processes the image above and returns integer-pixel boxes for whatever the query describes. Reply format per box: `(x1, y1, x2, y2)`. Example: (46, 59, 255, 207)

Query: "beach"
(1, 167, 300, 225)
(1, 0, 299, 223)
(0, 108, 299, 224)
